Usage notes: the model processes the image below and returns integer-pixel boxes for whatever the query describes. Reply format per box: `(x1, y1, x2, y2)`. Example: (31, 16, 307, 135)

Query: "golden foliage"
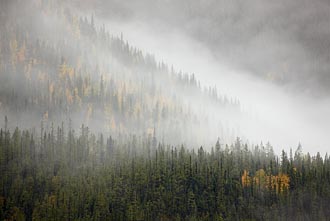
(65, 88, 73, 104)
(49, 83, 55, 94)
(275, 173, 290, 193)
(74, 87, 81, 105)
(17, 43, 26, 62)
(86, 104, 93, 122)
(48, 195, 57, 207)
(59, 62, 66, 79)
(43, 111, 48, 121)
(68, 67, 75, 80)
(241, 170, 251, 187)
(243, 168, 290, 195)
(257, 172, 291, 194)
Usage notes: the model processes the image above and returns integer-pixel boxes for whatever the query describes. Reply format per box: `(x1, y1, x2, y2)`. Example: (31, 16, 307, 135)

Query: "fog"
(87, 0, 330, 96)
(1, 2, 330, 220)
(74, 0, 330, 156)
(1, 0, 329, 156)
(98, 20, 329, 155)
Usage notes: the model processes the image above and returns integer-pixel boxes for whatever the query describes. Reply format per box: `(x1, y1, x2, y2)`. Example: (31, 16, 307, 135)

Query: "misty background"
(1, 1, 330, 220)
(0, 0, 329, 155)
(74, 0, 330, 96)
(70, 0, 330, 155)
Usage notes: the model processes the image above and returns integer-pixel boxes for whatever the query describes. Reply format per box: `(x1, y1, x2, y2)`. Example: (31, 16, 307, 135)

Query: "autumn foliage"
(242, 169, 290, 194)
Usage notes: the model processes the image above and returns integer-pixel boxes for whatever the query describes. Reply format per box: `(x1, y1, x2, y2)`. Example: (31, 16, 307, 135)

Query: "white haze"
(103, 20, 330, 156)
(1, 0, 329, 156)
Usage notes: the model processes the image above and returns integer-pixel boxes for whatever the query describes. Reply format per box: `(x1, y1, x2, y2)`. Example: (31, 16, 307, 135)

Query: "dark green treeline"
(0, 124, 329, 221)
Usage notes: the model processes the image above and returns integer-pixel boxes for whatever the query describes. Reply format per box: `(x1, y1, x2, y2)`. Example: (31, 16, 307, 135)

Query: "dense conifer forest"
(0, 125, 329, 220)
(0, 0, 329, 220)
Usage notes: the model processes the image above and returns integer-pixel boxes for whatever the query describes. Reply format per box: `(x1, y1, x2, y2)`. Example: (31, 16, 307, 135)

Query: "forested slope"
(0, 0, 329, 220)
(0, 126, 329, 220)
(0, 0, 241, 147)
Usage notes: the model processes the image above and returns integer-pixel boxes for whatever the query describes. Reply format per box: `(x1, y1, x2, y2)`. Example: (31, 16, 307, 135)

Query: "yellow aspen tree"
(68, 67, 75, 80)
(58, 61, 67, 80)
(65, 88, 73, 105)
(277, 173, 290, 193)
(43, 111, 48, 122)
(241, 170, 251, 187)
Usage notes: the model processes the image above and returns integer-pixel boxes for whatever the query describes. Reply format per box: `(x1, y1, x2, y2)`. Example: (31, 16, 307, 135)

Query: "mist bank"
(78, 0, 330, 97)
(0, 0, 244, 151)
(0, 0, 329, 156)
(100, 20, 330, 156)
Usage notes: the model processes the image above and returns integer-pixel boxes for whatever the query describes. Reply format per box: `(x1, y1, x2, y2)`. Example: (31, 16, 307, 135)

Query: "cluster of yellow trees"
(242, 169, 290, 194)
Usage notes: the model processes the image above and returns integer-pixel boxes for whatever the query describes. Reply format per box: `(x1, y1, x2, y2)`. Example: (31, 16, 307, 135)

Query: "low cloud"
(101, 20, 330, 155)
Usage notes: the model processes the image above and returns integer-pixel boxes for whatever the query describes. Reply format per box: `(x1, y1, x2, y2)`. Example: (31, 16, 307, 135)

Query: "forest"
(0, 0, 329, 220)
(0, 123, 329, 220)
(0, 0, 241, 146)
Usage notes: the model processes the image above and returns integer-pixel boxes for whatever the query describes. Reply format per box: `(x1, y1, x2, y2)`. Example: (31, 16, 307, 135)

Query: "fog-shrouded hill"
(1, 0, 329, 155)
(75, 0, 330, 96)
(68, 0, 330, 155)
(0, 0, 247, 149)
(1, 1, 330, 220)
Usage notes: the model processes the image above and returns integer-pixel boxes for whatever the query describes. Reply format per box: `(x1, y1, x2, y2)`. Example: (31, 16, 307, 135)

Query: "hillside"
(0, 0, 329, 220)
(0, 126, 329, 220)
(0, 0, 242, 147)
